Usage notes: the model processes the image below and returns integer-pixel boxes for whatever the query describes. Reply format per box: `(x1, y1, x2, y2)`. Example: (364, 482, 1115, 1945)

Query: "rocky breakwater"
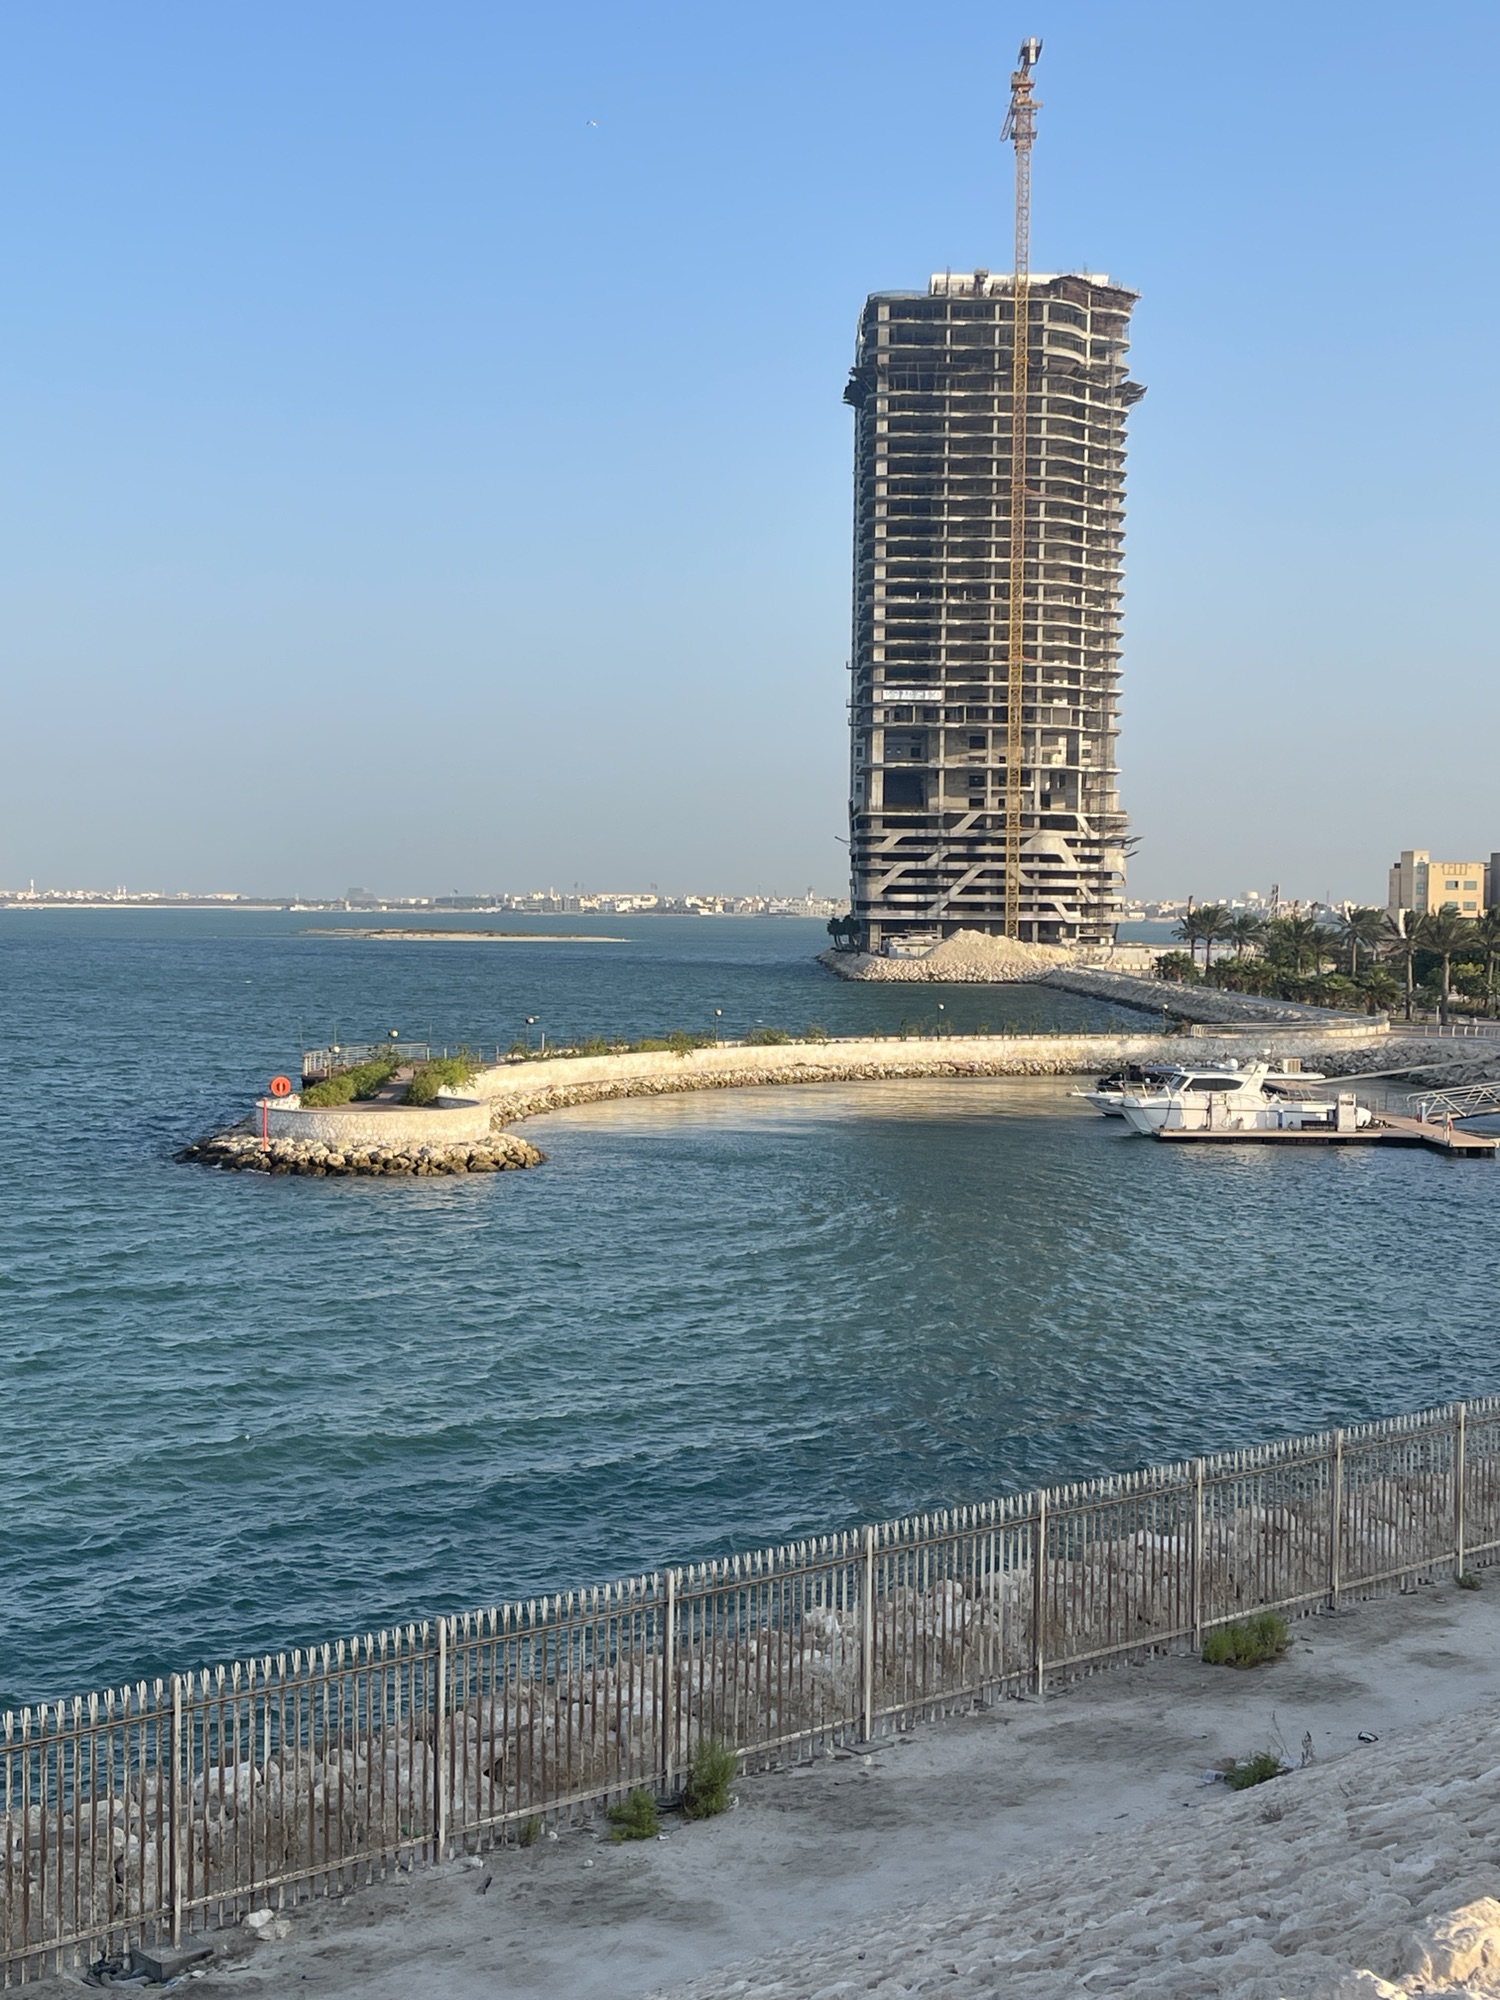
(179, 1129, 544, 1176)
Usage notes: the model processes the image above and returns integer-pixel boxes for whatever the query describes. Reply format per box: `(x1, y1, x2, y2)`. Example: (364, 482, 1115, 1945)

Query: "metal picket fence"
(5, 1396, 1497, 1982)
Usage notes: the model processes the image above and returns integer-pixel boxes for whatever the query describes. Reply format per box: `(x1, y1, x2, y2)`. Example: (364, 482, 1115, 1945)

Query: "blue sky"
(2, 0, 1496, 901)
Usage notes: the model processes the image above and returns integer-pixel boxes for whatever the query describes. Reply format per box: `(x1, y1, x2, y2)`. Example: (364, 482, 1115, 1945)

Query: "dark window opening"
(883, 771, 927, 810)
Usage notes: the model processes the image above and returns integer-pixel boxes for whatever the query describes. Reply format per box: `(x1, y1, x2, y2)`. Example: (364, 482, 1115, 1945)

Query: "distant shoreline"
(301, 927, 627, 942)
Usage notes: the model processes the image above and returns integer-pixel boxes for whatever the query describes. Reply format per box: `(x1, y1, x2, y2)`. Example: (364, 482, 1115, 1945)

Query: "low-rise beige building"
(1387, 848, 1490, 917)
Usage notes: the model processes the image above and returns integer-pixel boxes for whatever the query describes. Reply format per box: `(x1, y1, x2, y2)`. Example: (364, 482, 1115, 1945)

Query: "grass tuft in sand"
(1202, 1612, 1289, 1668)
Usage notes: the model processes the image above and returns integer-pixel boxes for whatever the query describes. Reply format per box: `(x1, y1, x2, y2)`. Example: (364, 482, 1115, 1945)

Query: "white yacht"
(1118, 1062, 1369, 1137)
(1078, 1058, 1325, 1119)
(1077, 1062, 1237, 1117)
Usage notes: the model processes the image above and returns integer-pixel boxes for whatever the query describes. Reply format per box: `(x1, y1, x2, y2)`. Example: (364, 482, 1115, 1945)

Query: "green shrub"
(1202, 1612, 1289, 1669)
(630, 1036, 671, 1053)
(1459, 1572, 1483, 1590)
(405, 1054, 479, 1106)
(301, 1074, 356, 1107)
(517, 1815, 541, 1848)
(300, 1056, 398, 1107)
(606, 1787, 660, 1842)
(745, 1026, 792, 1045)
(681, 1738, 737, 1821)
(803, 1022, 830, 1043)
(1223, 1751, 1284, 1792)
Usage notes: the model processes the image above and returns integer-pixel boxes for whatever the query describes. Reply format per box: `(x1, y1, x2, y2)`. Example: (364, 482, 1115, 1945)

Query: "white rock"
(1310, 1973, 1405, 1999)
(1400, 1898, 1500, 1987)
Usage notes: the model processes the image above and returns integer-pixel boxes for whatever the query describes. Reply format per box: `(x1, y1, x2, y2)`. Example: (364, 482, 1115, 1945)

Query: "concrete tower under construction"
(843, 268, 1144, 950)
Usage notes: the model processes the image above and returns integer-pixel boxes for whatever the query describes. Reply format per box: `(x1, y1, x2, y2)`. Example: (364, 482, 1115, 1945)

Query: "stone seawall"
(820, 947, 1352, 1026)
(1042, 964, 1349, 1024)
(468, 1024, 1392, 1126)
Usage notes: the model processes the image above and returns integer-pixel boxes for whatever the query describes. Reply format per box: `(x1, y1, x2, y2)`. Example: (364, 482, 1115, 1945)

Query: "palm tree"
(1332, 905, 1387, 979)
(1172, 908, 1204, 966)
(1474, 908, 1500, 1019)
(1382, 910, 1419, 1021)
(1223, 912, 1266, 959)
(1414, 907, 1477, 1027)
(1357, 967, 1401, 1017)
(1193, 904, 1232, 969)
(1267, 912, 1324, 977)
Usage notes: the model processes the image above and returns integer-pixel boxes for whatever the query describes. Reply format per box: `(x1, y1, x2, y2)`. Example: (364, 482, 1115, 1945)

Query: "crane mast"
(1001, 37, 1041, 937)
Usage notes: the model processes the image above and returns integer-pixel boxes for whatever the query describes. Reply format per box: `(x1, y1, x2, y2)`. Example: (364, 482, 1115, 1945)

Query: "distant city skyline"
(2, 2, 1497, 902)
(0, 882, 849, 915)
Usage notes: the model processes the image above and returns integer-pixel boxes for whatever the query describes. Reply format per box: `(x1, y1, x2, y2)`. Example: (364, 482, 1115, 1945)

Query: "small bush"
(301, 1075, 356, 1107)
(745, 1026, 792, 1045)
(301, 1057, 399, 1106)
(1223, 1751, 1284, 1792)
(803, 1022, 830, 1043)
(606, 1787, 660, 1842)
(405, 1053, 479, 1106)
(1458, 1572, 1483, 1590)
(681, 1738, 737, 1821)
(1202, 1612, 1289, 1669)
(517, 1816, 541, 1848)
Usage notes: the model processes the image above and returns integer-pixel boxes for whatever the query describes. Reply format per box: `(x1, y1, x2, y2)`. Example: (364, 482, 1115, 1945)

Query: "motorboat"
(1076, 1058, 1325, 1119)
(1118, 1061, 1370, 1137)
(1075, 1063, 1232, 1117)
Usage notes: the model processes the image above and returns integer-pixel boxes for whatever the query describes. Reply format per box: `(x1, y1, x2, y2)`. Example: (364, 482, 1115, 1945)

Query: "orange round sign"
(268, 1075, 294, 1098)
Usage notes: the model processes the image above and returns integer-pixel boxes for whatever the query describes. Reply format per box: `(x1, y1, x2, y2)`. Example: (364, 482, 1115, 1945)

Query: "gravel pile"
(823, 930, 1075, 983)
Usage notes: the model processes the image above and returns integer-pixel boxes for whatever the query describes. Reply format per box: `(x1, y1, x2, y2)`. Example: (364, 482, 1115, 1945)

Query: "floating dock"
(1155, 1107, 1497, 1158)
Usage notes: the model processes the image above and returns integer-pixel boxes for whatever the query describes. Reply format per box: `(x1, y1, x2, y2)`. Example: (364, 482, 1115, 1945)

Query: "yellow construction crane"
(1001, 36, 1041, 937)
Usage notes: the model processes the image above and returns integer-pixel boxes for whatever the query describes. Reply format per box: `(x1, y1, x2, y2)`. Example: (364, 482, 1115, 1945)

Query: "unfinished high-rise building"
(843, 270, 1144, 949)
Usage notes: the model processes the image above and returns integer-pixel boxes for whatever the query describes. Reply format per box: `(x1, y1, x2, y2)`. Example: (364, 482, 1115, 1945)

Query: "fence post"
(1191, 1459, 1205, 1651)
(169, 1676, 184, 1948)
(1032, 1491, 1047, 1699)
(1455, 1402, 1468, 1580)
(860, 1526, 875, 1743)
(663, 1570, 678, 1798)
(434, 1620, 448, 1863)
(1329, 1430, 1344, 1609)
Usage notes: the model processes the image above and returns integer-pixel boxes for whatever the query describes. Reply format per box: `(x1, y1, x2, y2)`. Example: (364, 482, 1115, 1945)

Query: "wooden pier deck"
(1154, 1109, 1497, 1157)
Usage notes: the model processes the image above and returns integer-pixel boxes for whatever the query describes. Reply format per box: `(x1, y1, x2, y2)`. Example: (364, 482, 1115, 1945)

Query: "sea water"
(1, 911, 1494, 1707)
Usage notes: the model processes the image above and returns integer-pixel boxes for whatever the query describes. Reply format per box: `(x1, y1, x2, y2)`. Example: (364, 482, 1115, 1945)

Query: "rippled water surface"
(2, 911, 1496, 1706)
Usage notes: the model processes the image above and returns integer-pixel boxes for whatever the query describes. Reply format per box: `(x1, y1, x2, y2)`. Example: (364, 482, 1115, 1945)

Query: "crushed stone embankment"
(94, 1579, 1500, 2000)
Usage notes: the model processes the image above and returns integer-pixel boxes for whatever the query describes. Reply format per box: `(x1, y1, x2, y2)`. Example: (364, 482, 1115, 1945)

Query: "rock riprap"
(178, 1132, 544, 1176)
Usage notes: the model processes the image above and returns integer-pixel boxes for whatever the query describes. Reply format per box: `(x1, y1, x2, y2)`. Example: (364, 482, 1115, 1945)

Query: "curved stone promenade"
(462, 1024, 1388, 1129)
(184, 1020, 1411, 1174)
